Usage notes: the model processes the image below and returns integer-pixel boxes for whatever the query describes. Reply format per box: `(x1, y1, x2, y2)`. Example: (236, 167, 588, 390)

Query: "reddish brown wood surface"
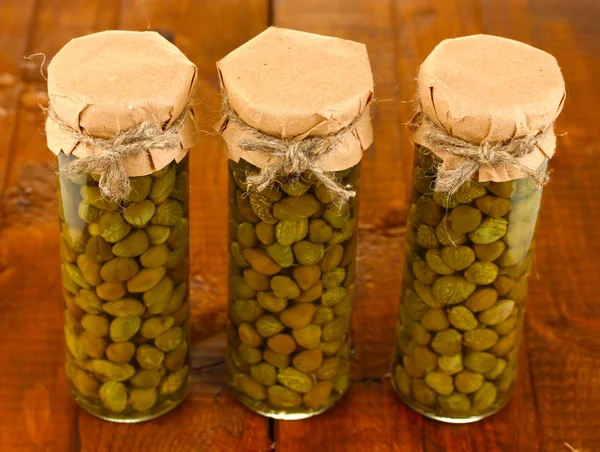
(0, 1, 598, 451)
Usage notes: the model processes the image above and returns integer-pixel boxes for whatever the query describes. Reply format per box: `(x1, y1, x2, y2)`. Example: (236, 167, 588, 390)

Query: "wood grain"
(0, 0, 599, 451)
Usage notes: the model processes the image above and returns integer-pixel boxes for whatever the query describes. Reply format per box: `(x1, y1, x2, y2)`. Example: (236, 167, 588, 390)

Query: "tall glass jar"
(391, 146, 544, 423)
(58, 155, 191, 422)
(226, 158, 359, 419)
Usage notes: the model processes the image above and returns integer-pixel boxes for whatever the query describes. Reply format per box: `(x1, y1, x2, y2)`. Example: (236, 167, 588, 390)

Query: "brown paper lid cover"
(217, 27, 374, 171)
(45, 30, 198, 177)
(414, 34, 565, 181)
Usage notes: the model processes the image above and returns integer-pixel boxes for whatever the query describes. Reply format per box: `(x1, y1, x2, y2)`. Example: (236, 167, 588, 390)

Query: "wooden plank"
(72, 2, 272, 451)
(0, 0, 37, 220)
(481, 1, 600, 451)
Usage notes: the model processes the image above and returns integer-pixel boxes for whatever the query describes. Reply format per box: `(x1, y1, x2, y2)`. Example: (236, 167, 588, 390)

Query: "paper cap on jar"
(45, 30, 198, 177)
(217, 27, 374, 172)
(413, 34, 566, 182)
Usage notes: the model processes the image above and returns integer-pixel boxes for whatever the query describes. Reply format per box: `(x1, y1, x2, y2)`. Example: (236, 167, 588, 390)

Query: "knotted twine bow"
(411, 109, 551, 195)
(47, 106, 188, 202)
(221, 95, 363, 204)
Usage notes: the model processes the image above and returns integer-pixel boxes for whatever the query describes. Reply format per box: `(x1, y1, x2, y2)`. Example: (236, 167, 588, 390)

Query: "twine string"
(47, 107, 188, 201)
(221, 96, 363, 203)
(412, 109, 551, 195)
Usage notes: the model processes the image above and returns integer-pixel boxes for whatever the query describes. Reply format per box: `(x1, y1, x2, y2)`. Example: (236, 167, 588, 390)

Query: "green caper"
(99, 212, 131, 243)
(243, 269, 271, 291)
(267, 385, 302, 408)
(473, 241, 506, 262)
(431, 329, 462, 356)
(277, 367, 315, 394)
(81, 314, 110, 337)
(308, 219, 334, 244)
(80, 332, 107, 358)
(103, 298, 145, 317)
(463, 329, 499, 351)
(112, 230, 149, 258)
(448, 306, 478, 331)
(99, 381, 128, 412)
(256, 292, 287, 313)
(145, 225, 171, 245)
(136, 344, 165, 370)
(487, 180, 515, 198)
(106, 341, 136, 363)
(150, 165, 176, 204)
(320, 245, 343, 272)
(464, 261, 499, 285)
(127, 176, 152, 203)
(472, 382, 498, 412)
(100, 257, 139, 283)
(436, 217, 467, 246)
(158, 366, 189, 395)
(433, 276, 476, 305)
(412, 258, 438, 284)
(255, 315, 285, 338)
(303, 380, 334, 410)
(292, 265, 321, 290)
(85, 235, 114, 263)
(449, 205, 482, 233)
(267, 334, 297, 355)
(243, 248, 282, 275)
(454, 179, 487, 203)
(293, 241, 324, 265)
(425, 249, 454, 275)
(454, 370, 484, 394)
(412, 378, 437, 405)
(129, 387, 158, 413)
(151, 200, 182, 226)
(239, 343, 262, 364)
(85, 360, 136, 381)
(123, 200, 156, 228)
(255, 222, 276, 245)
(292, 324, 321, 349)
(266, 242, 294, 268)
(110, 316, 141, 342)
(420, 309, 449, 331)
(80, 185, 119, 211)
(279, 303, 316, 329)
(264, 350, 291, 369)
(130, 369, 163, 389)
(96, 282, 126, 301)
(469, 217, 508, 244)
(295, 282, 323, 302)
(250, 362, 277, 386)
(439, 393, 472, 414)
(231, 275, 256, 299)
(441, 246, 475, 271)
(464, 352, 497, 373)
(415, 224, 439, 249)
(127, 267, 166, 292)
(76, 254, 102, 286)
(478, 300, 515, 325)
(438, 353, 463, 375)
(424, 372, 454, 395)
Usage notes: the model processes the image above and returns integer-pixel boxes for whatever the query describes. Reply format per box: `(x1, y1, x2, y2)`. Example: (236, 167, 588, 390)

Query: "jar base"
(391, 378, 512, 424)
(71, 382, 189, 423)
(234, 389, 347, 420)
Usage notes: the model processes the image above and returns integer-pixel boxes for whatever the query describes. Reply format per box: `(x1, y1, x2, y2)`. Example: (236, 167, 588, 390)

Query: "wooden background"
(0, 0, 599, 451)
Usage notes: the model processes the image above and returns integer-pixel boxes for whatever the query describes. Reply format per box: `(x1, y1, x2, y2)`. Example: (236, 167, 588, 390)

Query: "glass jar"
(58, 154, 191, 422)
(391, 146, 544, 423)
(226, 158, 359, 419)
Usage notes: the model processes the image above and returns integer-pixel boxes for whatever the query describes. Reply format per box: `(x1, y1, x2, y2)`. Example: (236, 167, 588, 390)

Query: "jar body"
(58, 154, 191, 422)
(227, 158, 359, 419)
(391, 146, 544, 423)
